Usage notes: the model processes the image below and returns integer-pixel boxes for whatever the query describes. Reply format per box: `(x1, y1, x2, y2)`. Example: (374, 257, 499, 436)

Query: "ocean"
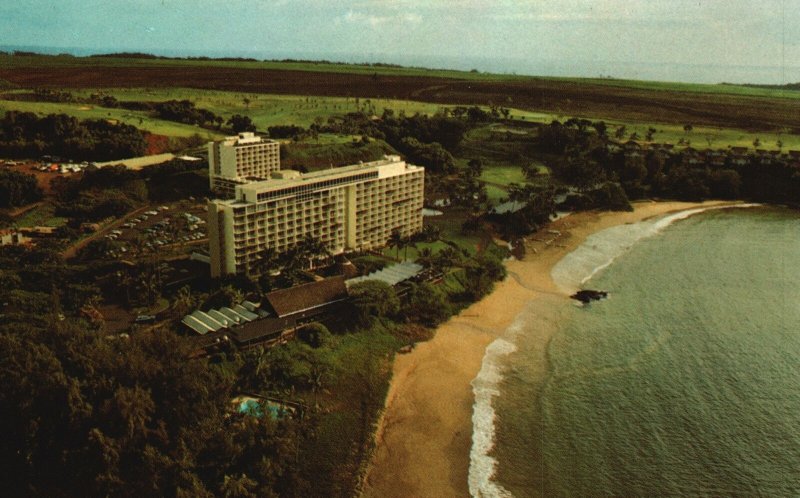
(470, 206, 800, 497)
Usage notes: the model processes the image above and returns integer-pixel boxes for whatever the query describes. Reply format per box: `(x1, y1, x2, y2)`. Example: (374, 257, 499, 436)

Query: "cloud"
(337, 9, 421, 27)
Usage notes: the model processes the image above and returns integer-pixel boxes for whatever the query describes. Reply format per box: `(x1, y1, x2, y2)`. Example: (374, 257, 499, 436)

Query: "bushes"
(297, 323, 332, 349)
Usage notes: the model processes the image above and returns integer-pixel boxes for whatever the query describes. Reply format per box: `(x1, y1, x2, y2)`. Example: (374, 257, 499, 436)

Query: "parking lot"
(103, 203, 208, 259)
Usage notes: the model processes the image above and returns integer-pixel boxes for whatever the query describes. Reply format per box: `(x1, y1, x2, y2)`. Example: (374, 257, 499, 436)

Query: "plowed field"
(2, 64, 799, 132)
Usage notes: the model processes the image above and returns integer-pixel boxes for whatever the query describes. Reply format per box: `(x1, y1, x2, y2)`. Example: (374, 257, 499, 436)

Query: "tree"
(433, 246, 462, 272)
(295, 235, 330, 269)
(683, 123, 694, 134)
(593, 121, 608, 138)
(172, 285, 197, 317)
(554, 154, 605, 191)
(645, 127, 657, 141)
(615, 125, 627, 139)
(348, 280, 400, 327)
(221, 474, 258, 498)
(467, 158, 483, 178)
(416, 247, 435, 269)
(463, 254, 506, 300)
(387, 230, 404, 260)
(397, 137, 455, 174)
(0, 169, 43, 207)
(402, 235, 417, 261)
(296, 322, 331, 349)
(405, 282, 451, 326)
(227, 114, 256, 133)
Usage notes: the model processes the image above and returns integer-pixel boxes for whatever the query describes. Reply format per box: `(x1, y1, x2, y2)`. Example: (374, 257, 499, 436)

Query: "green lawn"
(604, 120, 799, 151)
(0, 99, 223, 139)
(485, 184, 509, 203)
(501, 109, 799, 152)
(480, 165, 527, 186)
(14, 202, 67, 228)
(53, 88, 451, 129)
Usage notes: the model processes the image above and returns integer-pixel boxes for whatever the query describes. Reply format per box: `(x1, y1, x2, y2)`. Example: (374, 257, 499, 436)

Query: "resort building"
(208, 132, 281, 197)
(208, 155, 424, 277)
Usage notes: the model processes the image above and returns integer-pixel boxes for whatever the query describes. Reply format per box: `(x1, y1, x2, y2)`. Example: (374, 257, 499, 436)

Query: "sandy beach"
(361, 200, 735, 498)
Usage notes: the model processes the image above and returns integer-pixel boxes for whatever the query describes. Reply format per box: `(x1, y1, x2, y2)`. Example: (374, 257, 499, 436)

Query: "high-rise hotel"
(207, 152, 424, 278)
(208, 132, 281, 198)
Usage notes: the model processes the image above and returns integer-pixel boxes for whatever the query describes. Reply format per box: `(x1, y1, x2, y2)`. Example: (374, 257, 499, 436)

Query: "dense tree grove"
(0, 169, 43, 207)
(52, 159, 208, 222)
(268, 125, 306, 139)
(537, 119, 800, 205)
(154, 100, 221, 128)
(0, 111, 147, 161)
(227, 114, 256, 133)
(0, 323, 309, 498)
(317, 107, 490, 172)
(348, 280, 400, 327)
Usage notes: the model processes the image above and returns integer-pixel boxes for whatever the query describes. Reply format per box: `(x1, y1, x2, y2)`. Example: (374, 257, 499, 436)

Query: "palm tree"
(297, 235, 329, 269)
(402, 235, 417, 261)
(221, 474, 257, 498)
(388, 230, 403, 260)
(251, 247, 279, 278)
(434, 246, 461, 272)
(172, 285, 196, 317)
(416, 247, 435, 268)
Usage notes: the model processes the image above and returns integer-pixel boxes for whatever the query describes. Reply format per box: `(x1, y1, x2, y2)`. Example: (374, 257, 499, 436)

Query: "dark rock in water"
(571, 289, 608, 303)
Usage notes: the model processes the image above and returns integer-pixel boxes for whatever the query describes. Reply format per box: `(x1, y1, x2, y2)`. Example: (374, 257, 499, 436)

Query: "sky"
(2, 0, 799, 84)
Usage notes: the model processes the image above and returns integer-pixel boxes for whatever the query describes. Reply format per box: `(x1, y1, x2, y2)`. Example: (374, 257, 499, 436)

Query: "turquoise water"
(488, 207, 800, 497)
(239, 398, 283, 419)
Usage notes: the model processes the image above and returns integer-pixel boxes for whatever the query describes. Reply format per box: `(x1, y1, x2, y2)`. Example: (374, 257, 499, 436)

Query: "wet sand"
(361, 201, 734, 498)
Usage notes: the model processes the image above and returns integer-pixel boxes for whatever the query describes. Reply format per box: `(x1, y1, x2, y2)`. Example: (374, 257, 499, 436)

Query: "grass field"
(14, 202, 66, 228)
(479, 165, 529, 202)
(0, 99, 223, 139)
(602, 120, 800, 150)
(64, 88, 450, 128)
(0, 87, 451, 139)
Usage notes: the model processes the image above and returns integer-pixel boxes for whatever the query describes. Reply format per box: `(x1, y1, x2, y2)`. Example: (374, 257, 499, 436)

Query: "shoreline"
(361, 200, 737, 498)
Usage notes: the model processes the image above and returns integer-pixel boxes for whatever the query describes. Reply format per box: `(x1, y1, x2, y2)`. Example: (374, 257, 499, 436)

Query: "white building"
(208, 155, 424, 277)
(208, 132, 281, 197)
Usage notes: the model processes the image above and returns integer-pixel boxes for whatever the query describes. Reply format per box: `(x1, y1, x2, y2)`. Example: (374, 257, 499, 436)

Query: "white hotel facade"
(207, 154, 424, 278)
(208, 132, 281, 197)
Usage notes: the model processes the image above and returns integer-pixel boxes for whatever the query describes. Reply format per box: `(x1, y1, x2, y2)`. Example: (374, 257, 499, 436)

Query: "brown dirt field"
(2, 65, 799, 132)
(5, 162, 66, 195)
(145, 133, 170, 155)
